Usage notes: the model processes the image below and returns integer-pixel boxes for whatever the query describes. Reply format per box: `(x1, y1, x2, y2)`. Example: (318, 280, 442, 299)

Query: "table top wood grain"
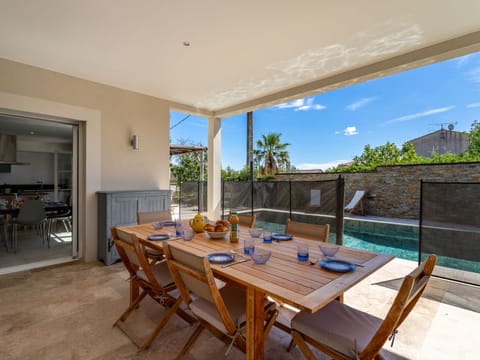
(118, 223, 393, 313)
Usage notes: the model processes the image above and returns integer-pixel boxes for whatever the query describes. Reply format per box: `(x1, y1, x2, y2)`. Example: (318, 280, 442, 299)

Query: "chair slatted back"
(164, 242, 237, 334)
(111, 227, 140, 277)
(360, 255, 437, 359)
(285, 219, 330, 242)
(238, 214, 256, 228)
(137, 210, 172, 224)
(112, 227, 168, 291)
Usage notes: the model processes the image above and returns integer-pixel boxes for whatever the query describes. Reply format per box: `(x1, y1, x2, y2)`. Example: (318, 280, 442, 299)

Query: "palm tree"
(254, 133, 291, 175)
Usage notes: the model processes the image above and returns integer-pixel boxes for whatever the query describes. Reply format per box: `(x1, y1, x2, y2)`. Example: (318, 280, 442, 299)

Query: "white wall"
(0, 58, 172, 262)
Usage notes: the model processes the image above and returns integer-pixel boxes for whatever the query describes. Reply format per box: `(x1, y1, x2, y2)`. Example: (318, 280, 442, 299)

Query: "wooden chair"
(163, 242, 278, 357)
(290, 255, 437, 360)
(237, 213, 256, 228)
(285, 219, 330, 242)
(137, 210, 172, 261)
(111, 227, 195, 350)
(137, 210, 172, 224)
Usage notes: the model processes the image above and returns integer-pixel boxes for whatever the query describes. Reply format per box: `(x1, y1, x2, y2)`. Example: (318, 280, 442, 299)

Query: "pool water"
(255, 220, 480, 274)
(343, 231, 417, 261)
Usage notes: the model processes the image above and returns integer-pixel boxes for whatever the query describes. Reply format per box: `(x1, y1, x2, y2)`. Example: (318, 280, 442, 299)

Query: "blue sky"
(170, 52, 480, 171)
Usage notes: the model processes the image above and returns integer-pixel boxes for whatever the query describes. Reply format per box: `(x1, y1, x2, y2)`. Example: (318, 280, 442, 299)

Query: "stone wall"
(275, 162, 480, 219)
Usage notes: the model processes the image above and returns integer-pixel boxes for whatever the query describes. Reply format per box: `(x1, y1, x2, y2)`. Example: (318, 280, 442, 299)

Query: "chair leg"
(0, 223, 6, 250)
(291, 330, 317, 360)
(264, 308, 279, 337)
(47, 219, 53, 245)
(140, 297, 184, 350)
(113, 290, 149, 348)
(11, 224, 17, 253)
(287, 338, 296, 352)
(61, 218, 71, 232)
(41, 221, 49, 248)
(176, 323, 205, 359)
(114, 290, 148, 325)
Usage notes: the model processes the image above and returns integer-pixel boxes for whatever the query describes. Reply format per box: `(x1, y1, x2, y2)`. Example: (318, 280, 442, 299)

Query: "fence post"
(197, 180, 200, 213)
(289, 180, 292, 220)
(251, 174, 254, 216)
(418, 179, 424, 265)
(179, 182, 182, 220)
(221, 180, 225, 219)
(336, 176, 345, 245)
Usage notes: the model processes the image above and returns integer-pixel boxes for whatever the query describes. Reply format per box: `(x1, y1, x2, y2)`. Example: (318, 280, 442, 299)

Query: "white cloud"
(455, 54, 473, 67)
(467, 102, 480, 108)
(469, 67, 480, 84)
(346, 97, 376, 111)
(274, 98, 304, 109)
(274, 97, 326, 111)
(385, 106, 455, 124)
(296, 160, 350, 171)
(344, 126, 358, 136)
(334, 130, 341, 135)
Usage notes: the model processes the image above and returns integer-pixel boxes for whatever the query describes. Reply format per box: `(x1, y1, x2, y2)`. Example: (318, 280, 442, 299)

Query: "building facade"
(410, 127, 469, 157)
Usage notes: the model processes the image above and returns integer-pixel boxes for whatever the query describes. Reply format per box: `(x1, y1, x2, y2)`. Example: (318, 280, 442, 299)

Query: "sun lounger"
(345, 190, 366, 215)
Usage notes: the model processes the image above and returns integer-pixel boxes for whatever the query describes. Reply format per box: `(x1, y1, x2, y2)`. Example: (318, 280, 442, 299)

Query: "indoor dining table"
(118, 222, 394, 360)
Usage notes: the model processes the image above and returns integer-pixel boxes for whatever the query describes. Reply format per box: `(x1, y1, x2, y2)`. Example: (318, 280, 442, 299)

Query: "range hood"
(0, 134, 29, 165)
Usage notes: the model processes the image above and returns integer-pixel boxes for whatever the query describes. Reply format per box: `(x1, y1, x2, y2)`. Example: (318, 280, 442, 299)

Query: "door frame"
(0, 91, 102, 269)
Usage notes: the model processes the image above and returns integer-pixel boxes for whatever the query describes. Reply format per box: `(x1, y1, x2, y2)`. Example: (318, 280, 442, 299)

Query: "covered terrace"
(0, 1, 480, 359)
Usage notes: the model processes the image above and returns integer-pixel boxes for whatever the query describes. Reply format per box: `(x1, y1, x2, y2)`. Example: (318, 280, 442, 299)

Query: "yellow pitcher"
(189, 213, 206, 233)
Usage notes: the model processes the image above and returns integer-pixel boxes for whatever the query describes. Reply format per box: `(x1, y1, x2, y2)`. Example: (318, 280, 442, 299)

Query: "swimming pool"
(255, 220, 480, 275)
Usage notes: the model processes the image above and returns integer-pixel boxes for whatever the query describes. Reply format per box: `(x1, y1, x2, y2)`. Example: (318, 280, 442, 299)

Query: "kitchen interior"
(0, 114, 76, 272)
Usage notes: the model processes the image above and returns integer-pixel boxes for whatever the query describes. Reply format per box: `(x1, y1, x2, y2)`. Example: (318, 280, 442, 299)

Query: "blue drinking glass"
(297, 244, 309, 261)
(263, 231, 272, 243)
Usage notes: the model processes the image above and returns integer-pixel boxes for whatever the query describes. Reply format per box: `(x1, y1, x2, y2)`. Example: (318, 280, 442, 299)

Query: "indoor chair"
(290, 255, 437, 359)
(47, 208, 72, 243)
(10, 199, 48, 252)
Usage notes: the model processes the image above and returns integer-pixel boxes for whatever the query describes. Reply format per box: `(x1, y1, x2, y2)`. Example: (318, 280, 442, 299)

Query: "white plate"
(207, 231, 228, 240)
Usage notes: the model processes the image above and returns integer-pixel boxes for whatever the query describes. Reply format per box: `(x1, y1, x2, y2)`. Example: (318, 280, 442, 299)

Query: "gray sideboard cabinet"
(97, 190, 171, 265)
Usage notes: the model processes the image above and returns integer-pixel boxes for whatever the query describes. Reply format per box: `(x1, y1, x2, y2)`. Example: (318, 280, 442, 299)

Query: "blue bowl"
(248, 228, 263, 238)
(250, 249, 272, 264)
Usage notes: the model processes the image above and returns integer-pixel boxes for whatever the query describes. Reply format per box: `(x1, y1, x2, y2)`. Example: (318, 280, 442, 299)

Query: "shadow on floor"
(373, 276, 480, 313)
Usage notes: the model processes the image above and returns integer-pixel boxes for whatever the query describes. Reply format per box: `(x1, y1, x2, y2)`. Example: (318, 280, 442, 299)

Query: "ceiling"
(1, 1, 480, 116)
(0, 115, 73, 143)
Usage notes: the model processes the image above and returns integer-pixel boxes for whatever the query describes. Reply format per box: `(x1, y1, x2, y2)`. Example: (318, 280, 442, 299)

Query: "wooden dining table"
(118, 222, 394, 360)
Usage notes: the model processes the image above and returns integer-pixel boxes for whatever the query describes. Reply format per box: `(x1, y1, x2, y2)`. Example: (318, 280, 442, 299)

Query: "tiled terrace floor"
(0, 258, 478, 360)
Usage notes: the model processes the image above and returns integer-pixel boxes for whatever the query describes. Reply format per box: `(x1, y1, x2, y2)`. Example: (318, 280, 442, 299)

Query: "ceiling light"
(30, 131, 35, 135)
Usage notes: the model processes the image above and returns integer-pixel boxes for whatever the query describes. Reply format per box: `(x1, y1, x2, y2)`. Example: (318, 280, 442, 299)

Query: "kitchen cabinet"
(97, 190, 171, 265)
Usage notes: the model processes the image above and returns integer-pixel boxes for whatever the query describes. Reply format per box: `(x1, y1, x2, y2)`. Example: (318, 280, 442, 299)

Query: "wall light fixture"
(131, 134, 139, 150)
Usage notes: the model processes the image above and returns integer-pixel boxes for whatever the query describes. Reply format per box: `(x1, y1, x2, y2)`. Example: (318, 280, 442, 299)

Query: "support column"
(246, 111, 253, 167)
(207, 117, 222, 220)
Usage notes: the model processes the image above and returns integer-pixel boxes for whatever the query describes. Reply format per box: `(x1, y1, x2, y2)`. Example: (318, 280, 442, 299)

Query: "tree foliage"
(327, 121, 480, 173)
(222, 166, 257, 181)
(253, 132, 291, 175)
(467, 120, 480, 156)
(170, 142, 207, 185)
